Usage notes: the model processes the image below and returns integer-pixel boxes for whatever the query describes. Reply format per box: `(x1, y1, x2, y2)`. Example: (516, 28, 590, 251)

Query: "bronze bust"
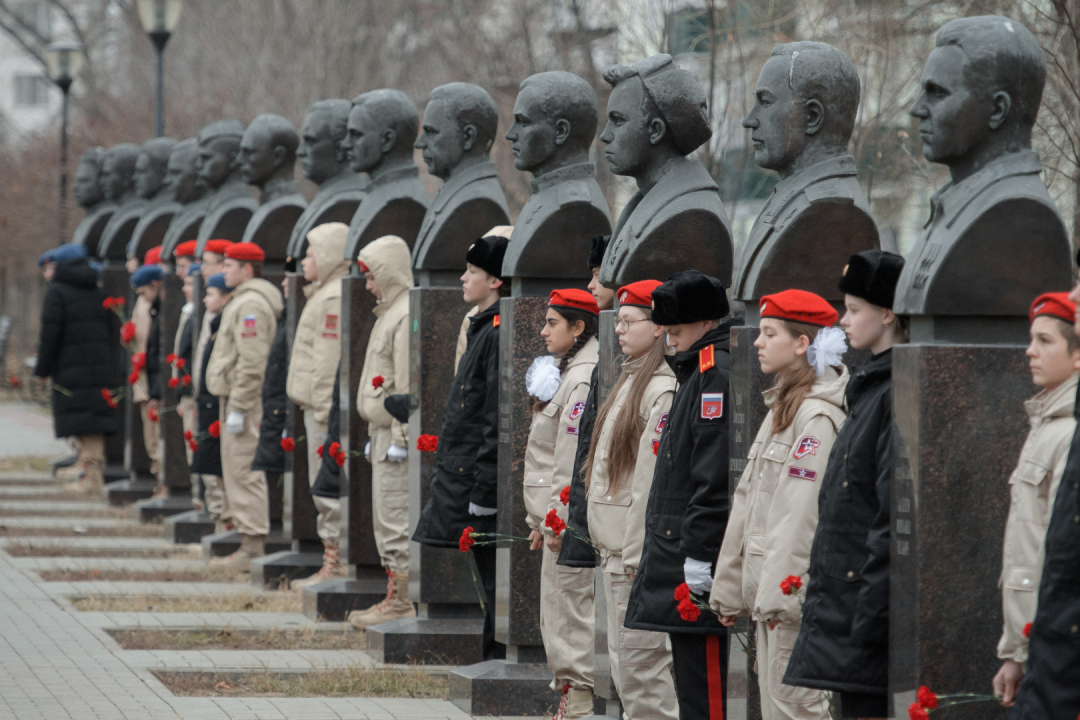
(894, 16, 1072, 330)
(118, 137, 179, 262)
(71, 146, 114, 253)
(734, 42, 878, 316)
(501, 71, 612, 295)
(410, 82, 509, 283)
(194, 119, 257, 247)
(238, 113, 306, 260)
(597, 54, 731, 288)
(160, 138, 210, 258)
(96, 142, 152, 260)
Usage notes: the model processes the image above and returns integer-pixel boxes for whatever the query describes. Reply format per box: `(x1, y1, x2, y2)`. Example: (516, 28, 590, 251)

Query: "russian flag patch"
(700, 393, 723, 419)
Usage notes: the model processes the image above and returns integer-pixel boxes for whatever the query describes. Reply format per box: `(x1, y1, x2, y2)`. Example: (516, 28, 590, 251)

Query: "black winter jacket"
(252, 308, 289, 473)
(413, 303, 501, 547)
(558, 364, 600, 568)
(176, 311, 194, 399)
(625, 322, 733, 634)
(1013, 381, 1080, 720)
(785, 350, 893, 696)
(189, 314, 222, 477)
(310, 362, 342, 499)
(35, 259, 120, 438)
(146, 297, 163, 400)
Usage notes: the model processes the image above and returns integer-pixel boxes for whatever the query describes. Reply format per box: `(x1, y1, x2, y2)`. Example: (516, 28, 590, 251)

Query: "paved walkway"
(0, 403, 69, 459)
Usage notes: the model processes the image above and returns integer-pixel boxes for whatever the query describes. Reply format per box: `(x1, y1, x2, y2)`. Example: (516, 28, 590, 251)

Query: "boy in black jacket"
(625, 270, 733, 720)
(412, 229, 511, 661)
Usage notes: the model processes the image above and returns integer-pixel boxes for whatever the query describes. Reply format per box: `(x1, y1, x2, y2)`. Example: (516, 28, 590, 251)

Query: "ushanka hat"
(650, 270, 729, 325)
(587, 234, 610, 270)
(838, 250, 905, 310)
(1030, 292, 1076, 324)
(384, 393, 417, 425)
(465, 226, 513, 281)
(618, 279, 662, 308)
(225, 242, 265, 262)
(549, 288, 599, 315)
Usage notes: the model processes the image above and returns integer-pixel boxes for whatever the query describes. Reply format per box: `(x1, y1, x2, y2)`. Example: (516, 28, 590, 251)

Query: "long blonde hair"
(770, 321, 822, 434)
(584, 335, 667, 492)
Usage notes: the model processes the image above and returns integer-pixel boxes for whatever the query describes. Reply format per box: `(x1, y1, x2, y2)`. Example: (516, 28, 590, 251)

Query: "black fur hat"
(650, 270, 729, 325)
(383, 394, 418, 425)
(465, 234, 510, 281)
(837, 250, 905, 309)
(587, 234, 610, 270)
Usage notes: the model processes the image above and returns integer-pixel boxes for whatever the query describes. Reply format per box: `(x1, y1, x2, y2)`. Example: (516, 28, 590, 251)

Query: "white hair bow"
(526, 355, 562, 401)
(806, 327, 847, 376)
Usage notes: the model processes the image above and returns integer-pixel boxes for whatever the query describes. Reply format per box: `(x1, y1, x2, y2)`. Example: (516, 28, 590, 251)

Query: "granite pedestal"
(202, 528, 291, 558)
(98, 263, 131, 483)
(163, 509, 215, 543)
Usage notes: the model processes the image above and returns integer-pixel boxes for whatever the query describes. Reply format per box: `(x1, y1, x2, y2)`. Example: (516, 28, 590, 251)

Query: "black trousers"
(472, 545, 505, 661)
(670, 632, 728, 720)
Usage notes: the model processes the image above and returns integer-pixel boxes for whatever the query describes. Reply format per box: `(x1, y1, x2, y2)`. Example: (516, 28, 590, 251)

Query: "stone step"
(0, 516, 141, 529)
(10, 557, 208, 572)
(118, 648, 377, 672)
(42, 581, 263, 597)
(77, 611, 348, 633)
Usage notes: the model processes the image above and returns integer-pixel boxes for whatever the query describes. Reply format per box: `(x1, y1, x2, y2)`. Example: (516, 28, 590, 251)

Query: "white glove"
(364, 440, 371, 460)
(225, 411, 245, 434)
(684, 557, 714, 596)
(468, 502, 497, 517)
(386, 445, 407, 463)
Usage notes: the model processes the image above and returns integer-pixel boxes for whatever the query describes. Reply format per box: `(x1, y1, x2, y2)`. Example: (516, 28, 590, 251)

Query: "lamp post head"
(44, 41, 85, 92)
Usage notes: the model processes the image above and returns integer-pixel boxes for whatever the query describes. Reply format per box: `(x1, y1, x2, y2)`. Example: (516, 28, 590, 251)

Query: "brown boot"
(290, 541, 339, 590)
(347, 570, 416, 629)
(208, 533, 265, 569)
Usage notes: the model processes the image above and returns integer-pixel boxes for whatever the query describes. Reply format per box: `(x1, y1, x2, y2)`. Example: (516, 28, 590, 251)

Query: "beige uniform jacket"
(712, 366, 848, 626)
(356, 235, 415, 450)
(206, 278, 283, 413)
(286, 234, 349, 425)
(455, 306, 479, 373)
(131, 294, 152, 403)
(587, 353, 676, 574)
(192, 310, 218, 395)
(523, 336, 599, 533)
(998, 373, 1078, 663)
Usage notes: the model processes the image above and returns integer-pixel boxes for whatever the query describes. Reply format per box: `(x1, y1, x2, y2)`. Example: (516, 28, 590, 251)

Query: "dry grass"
(153, 667, 448, 699)
(0, 458, 53, 473)
(110, 628, 364, 651)
(38, 567, 243, 583)
(0, 506, 131, 519)
(3, 544, 186, 558)
(0, 524, 161, 538)
(70, 592, 304, 614)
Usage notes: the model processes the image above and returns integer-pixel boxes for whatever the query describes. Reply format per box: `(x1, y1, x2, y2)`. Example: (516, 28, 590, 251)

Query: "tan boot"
(56, 463, 82, 481)
(290, 541, 339, 590)
(347, 570, 416, 629)
(565, 686, 594, 719)
(208, 533, 265, 569)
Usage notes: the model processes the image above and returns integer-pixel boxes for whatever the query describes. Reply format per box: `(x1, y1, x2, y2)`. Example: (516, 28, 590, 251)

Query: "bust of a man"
(238, 114, 306, 259)
(96, 143, 144, 260)
(894, 15, 1071, 325)
(342, 88, 430, 263)
(195, 119, 257, 245)
(410, 82, 510, 280)
(159, 138, 212, 259)
(597, 54, 731, 288)
(123, 137, 179, 261)
(286, 99, 369, 262)
(733, 42, 878, 314)
(501, 71, 612, 295)
(71, 147, 113, 252)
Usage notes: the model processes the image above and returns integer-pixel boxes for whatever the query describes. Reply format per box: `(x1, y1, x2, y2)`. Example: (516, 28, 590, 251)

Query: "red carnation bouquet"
(907, 686, 1003, 718)
(208, 420, 221, 438)
(416, 434, 439, 453)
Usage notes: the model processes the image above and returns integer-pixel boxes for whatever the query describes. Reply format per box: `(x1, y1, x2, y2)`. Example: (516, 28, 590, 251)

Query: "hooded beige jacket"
(355, 235, 414, 448)
(286, 223, 349, 424)
(712, 366, 848, 626)
(206, 276, 284, 413)
(997, 372, 1078, 663)
(131, 294, 152, 403)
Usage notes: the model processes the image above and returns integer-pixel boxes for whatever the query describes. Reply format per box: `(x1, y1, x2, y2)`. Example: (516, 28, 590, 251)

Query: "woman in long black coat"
(190, 313, 223, 480)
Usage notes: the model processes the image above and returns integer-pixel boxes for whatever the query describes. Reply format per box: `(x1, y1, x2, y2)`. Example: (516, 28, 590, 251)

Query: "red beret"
(549, 288, 599, 315)
(357, 260, 369, 273)
(1030, 292, 1076, 324)
(202, 239, 233, 256)
(144, 246, 163, 265)
(760, 289, 838, 328)
(225, 242, 265, 262)
(174, 240, 197, 258)
(618, 280, 662, 308)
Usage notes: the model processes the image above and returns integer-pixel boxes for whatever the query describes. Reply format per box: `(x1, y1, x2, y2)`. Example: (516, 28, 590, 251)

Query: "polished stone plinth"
(249, 550, 325, 589)
(133, 495, 193, 523)
(367, 616, 486, 665)
(99, 264, 129, 480)
(301, 574, 390, 621)
(201, 529, 291, 558)
(103, 479, 155, 506)
(163, 510, 215, 544)
(889, 344, 1026, 719)
(449, 659, 556, 717)
(156, 272, 190, 504)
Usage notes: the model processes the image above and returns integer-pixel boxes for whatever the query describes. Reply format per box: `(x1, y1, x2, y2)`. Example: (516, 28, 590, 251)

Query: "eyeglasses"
(614, 317, 652, 331)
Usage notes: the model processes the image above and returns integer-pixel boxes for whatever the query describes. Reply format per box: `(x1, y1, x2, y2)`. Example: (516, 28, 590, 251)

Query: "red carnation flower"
(559, 486, 571, 506)
(334, 450, 346, 466)
(329, 441, 341, 456)
(184, 430, 193, 440)
(1023, 622, 1032, 639)
(780, 575, 803, 596)
(128, 371, 140, 386)
(459, 526, 476, 552)
(674, 583, 691, 603)
(166, 354, 176, 365)
(188, 438, 198, 452)
(175, 358, 186, 369)
(131, 351, 146, 370)
(280, 437, 296, 452)
(101, 388, 118, 409)
(102, 298, 112, 309)
(168, 377, 180, 389)
(545, 509, 566, 536)
(908, 703, 928, 720)
(372, 375, 385, 389)
(120, 321, 136, 344)
(316, 444, 324, 457)
(417, 434, 439, 453)
(916, 686, 938, 710)
(8, 375, 20, 388)
(677, 597, 701, 622)
(147, 408, 160, 422)
(208, 420, 221, 438)
(182, 375, 191, 386)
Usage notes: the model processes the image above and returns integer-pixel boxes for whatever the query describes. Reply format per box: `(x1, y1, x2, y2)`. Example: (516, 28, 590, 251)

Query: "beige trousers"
(313, 495, 341, 543)
(369, 424, 409, 572)
(202, 474, 228, 523)
(540, 544, 595, 691)
(138, 401, 160, 476)
(603, 566, 678, 720)
(75, 435, 105, 482)
(218, 399, 269, 536)
(179, 396, 197, 492)
(755, 621, 831, 720)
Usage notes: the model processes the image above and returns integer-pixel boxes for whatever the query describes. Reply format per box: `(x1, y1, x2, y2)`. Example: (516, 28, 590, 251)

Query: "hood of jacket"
(233, 276, 284, 317)
(358, 235, 414, 307)
(307, 222, 350, 290)
(668, 317, 735, 382)
(763, 363, 849, 412)
(1027, 371, 1079, 424)
(54, 258, 99, 289)
(845, 349, 892, 408)
(566, 336, 599, 373)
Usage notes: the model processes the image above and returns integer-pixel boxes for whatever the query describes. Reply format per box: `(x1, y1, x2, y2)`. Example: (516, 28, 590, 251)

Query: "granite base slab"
(200, 530, 291, 558)
(163, 510, 215, 544)
(449, 659, 557, 716)
(249, 550, 325, 589)
(367, 617, 485, 666)
(301, 576, 390, 621)
(133, 494, 194, 522)
(103, 479, 156, 506)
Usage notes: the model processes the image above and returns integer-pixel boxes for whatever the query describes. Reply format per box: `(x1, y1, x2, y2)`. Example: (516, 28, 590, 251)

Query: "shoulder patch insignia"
(493, 315, 500, 328)
(788, 466, 817, 481)
(700, 393, 723, 419)
(566, 425, 579, 435)
(655, 412, 668, 433)
(699, 344, 715, 373)
(793, 436, 820, 460)
(569, 401, 585, 420)
(243, 314, 257, 329)
(325, 314, 338, 330)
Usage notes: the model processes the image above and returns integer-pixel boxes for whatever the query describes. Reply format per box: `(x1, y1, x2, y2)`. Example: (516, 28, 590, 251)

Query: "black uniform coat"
(310, 363, 342, 499)
(625, 322, 733, 634)
(413, 303, 501, 547)
(1013, 381, 1080, 720)
(189, 314, 222, 477)
(252, 308, 288, 473)
(785, 350, 893, 696)
(145, 297, 163, 400)
(176, 313, 194, 400)
(558, 364, 601, 568)
(34, 258, 120, 439)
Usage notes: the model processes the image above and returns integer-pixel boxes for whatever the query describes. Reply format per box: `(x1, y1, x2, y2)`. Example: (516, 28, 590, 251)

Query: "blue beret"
(187, 262, 201, 275)
(88, 261, 102, 273)
(205, 272, 233, 292)
(130, 265, 164, 288)
(51, 243, 88, 264)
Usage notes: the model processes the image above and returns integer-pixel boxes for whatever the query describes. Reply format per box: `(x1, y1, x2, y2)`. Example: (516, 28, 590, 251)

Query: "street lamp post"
(136, 0, 183, 138)
(45, 41, 85, 241)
